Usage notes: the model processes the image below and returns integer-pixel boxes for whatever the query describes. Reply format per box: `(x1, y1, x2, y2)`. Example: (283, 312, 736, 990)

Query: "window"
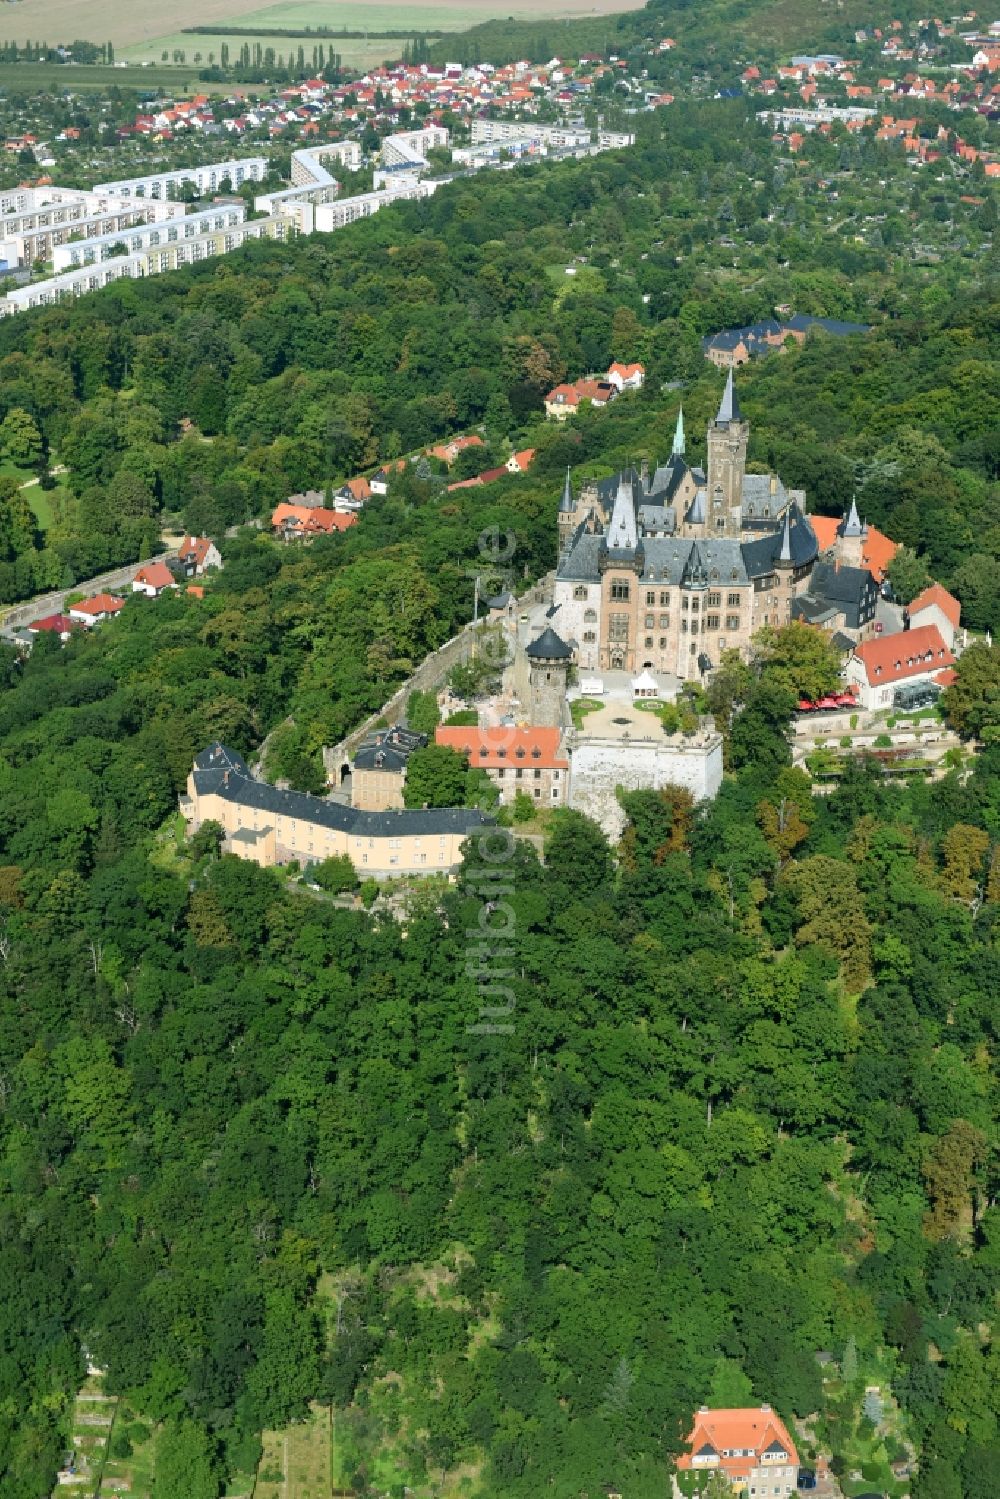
(659, 590, 670, 606)
(609, 613, 629, 642)
(573, 585, 587, 600)
(583, 630, 596, 643)
(707, 614, 720, 629)
(682, 619, 688, 633)
(691, 598, 700, 612)
(534, 769, 541, 779)
(690, 621, 698, 635)
(726, 614, 740, 631)
(515, 768, 522, 779)
(610, 579, 630, 602)
(534, 787, 541, 798)
(645, 635, 654, 647)
(708, 591, 721, 607)
(659, 636, 667, 648)
(584, 608, 597, 623)
(645, 614, 655, 628)
(727, 592, 741, 607)
(646, 591, 655, 606)
(515, 747, 526, 759)
(659, 613, 669, 628)
(682, 596, 689, 611)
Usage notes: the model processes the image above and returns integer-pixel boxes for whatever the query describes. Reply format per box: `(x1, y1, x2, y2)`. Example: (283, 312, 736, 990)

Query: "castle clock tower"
(706, 370, 749, 539)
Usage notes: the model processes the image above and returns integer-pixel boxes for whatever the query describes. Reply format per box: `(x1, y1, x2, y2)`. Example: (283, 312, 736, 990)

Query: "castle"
(553, 372, 873, 680)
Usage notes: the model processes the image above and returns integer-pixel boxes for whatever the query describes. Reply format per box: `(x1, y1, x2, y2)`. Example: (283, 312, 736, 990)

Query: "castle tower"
(557, 468, 576, 550)
(525, 627, 572, 727)
(836, 496, 865, 568)
(706, 370, 749, 538)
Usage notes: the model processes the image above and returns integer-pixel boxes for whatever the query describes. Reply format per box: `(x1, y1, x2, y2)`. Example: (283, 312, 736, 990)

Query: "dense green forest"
(0, 95, 998, 1499)
(1, 578, 999, 1497)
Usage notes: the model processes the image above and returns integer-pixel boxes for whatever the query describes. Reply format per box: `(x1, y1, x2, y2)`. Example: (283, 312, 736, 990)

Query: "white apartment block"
(92, 157, 268, 200)
(1, 213, 290, 314)
(313, 178, 438, 232)
(471, 119, 591, 149)
(52, 204, 246, 271)
(380, 125, 449, 169)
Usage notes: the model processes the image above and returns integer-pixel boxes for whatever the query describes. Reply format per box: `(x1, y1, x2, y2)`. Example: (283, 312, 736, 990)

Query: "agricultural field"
(2, 0, 639, 53)
(0, 62, 253, 93)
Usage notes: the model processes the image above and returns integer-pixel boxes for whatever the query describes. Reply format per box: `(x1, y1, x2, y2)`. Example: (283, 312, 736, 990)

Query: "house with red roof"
(906, 582, 961, 648)
(68, 592, 125, 628)
(132, 561, 177, 598)
(435, 725, 568, 806)
(178, 535, 222, 577)
(674, 1405, 799, 1496)
(271, 502, 357, 540)
(506, 448, 535, 474)
(606, 360, 645, 392)
(809, 511, 898, 582)
(28, 612, 77, 641)
(844, 623, 955, 710)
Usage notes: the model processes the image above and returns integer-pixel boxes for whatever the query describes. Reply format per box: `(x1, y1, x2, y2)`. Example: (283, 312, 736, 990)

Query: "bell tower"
(706, 370, 749, 538)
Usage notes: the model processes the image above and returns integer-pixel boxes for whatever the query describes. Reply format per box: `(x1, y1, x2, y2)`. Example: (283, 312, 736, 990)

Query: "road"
(0, 547, 180, 642)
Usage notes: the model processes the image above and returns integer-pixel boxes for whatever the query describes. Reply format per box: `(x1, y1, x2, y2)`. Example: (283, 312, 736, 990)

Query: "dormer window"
(515, 747, 526, 759)
(531, 747, 541, 759)
(497, 748, 506, 759)
(479, 747, 489, 757)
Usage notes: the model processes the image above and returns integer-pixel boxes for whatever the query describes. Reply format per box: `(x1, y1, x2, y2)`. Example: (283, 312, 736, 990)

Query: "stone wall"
(568, 732, 724, 841)
(323, 574, 554, 780)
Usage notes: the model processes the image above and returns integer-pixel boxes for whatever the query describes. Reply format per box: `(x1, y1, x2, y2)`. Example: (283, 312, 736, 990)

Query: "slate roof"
(353, 724, 426, 772)
(525, 626, 572, 660)
(192, 743, 492, 838)
(809, 559, 874, 606)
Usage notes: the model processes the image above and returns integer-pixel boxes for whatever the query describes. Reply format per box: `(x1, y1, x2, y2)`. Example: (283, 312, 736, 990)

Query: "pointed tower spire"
(716, 368, 741, 425)
(672, 405, 686, 457)
(681, 541, 707, 587)
(606, 472, 638, 552)
(841, 494, 863, 537)
(559, 467, 574, 512)
(778, 508, 793, 564)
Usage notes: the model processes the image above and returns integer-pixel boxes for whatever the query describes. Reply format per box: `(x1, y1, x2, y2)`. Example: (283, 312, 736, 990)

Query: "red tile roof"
(134, 561, 175, 589)
(907, 582, 960, 630)
(179, 534, 214, 565)
(851, 624, 954, 686)
(73, 592, 124, 616)
(29, 612, 77, 633)
(809, 514, 898, 579)
(435, 725, 568, 769)
(677, 1407, 798, 1483)
(271, 502, 357, 534)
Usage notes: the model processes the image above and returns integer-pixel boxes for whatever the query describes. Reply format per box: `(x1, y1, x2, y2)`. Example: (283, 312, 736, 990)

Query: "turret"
(557, 467, 576, 548)
(672, 405, 686, 458)
(525, 627, 572, 727)
(836, 495, 864, 566)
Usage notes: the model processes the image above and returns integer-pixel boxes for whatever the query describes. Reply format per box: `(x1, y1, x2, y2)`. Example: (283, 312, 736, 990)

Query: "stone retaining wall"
(323, 574, 553, 779)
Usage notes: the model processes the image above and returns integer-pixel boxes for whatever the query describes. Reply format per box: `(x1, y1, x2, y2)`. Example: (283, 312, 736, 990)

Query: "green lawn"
(569, 697, 602, 729)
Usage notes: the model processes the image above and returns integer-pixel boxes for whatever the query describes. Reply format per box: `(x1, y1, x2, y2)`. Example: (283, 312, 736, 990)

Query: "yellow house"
(183, 743, 491, 878)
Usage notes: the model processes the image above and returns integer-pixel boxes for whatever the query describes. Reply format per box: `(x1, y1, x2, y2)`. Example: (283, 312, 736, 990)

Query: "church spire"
(559, 467, 574, 512)
(681, 541, 707, 587)
(606, 472, 638, 552)
(716, 368, 741, 425)
(672, 405, 685, 457)
(778, 507, 793, 564)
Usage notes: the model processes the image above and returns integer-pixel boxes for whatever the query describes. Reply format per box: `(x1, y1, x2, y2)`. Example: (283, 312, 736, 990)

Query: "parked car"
(797, 1474, 817, 1492)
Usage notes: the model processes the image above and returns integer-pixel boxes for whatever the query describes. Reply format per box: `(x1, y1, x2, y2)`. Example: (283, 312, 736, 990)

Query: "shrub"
(311, 853, 358, 894)
(840, 736, 852, 748)
(849, 713, 858, 729)
(445, 709, 479, 726)
(511, 791, 536, 823)
(109, 1432, 133, 1459)
(875, 733, 892, 748)
(360, 878, 379, 908)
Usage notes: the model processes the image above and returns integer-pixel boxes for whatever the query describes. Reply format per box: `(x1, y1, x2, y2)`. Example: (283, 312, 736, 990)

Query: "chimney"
(769, 474, 777, 495)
